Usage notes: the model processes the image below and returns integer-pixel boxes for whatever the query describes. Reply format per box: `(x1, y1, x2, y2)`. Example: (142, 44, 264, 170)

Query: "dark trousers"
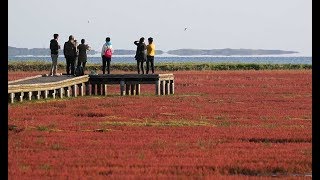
(65, 55, 76, 75)
(77, 61, 86, 73)
(102, 56, 111, 74)
(137, 60, 144, 74)
(146, 56, 154, 74)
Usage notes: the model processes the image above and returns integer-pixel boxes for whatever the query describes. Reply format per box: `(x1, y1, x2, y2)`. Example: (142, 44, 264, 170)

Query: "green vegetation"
(8, 61, 311, 71)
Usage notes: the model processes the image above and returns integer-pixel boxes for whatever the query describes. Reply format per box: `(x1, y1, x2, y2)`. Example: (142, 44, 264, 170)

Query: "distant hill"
(8, 46, 164, 56)
(167, 49, 298, 56)
(8, 46, 297, 56)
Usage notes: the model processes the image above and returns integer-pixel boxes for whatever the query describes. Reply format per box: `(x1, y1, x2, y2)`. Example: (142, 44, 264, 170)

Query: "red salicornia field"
(8, 70, 312, 179)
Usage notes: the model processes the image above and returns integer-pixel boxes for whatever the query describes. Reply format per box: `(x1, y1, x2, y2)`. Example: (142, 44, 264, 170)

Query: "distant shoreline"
(8, 46, 302, 57)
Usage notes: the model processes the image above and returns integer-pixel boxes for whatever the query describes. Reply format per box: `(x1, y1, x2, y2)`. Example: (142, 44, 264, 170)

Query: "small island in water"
(8, 46, 298, 56)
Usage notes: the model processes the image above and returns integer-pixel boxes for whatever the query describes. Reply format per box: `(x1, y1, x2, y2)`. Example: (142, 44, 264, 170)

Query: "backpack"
(64, 41, 76, 56)
(104, 48, 112, 58)
(50, 39, 59, 54)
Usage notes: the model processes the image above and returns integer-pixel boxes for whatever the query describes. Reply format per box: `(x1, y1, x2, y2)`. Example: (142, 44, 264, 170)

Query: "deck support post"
(93, 84, 98, 95)
(130, 84, 135, 95)
(80, 83, 84, 96)
(59, 88, 64, 98)
(28, 92, 32, 100)
(170, 80, 175, 95)
(155, 80, 160, 95)
(161, 81, 165, 95)
(52, 89, 56, 99)
(126, 84, 131, 95)
(19, 92, 24, 102)
(37, 91, 41, 99)
(165, 81, 170, 95)
(44, 90, 48, 99)
(10, 93, 15, 103)
(86, 83, 92, 96)
(66, 87, 70, 98)
(120, 81, 125, 96)
(135, 84, 140, 95)
(103, 84, 107, 96)
(73, 85, 78, 97)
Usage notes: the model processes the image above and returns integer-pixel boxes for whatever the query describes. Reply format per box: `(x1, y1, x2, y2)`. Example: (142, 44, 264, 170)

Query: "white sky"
(8, 0, 312, 55)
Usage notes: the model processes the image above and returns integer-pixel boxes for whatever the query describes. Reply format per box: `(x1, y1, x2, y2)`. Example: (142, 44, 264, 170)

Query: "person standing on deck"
(63, 35, 77, 75)
(77, 39, 91, 74)
(101, 37, 113, 74)
(134, 37, 147, 74)
(49, 33, 60, 76)
(146, 37, 155, 74)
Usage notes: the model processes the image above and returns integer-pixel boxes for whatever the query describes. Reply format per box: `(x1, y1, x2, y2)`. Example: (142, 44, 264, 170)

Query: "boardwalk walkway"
(8, 74, 174, 103)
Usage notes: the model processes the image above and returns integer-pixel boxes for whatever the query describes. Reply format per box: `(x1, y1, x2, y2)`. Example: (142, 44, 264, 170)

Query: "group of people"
(134, 37, 155, 74)
(49, 34, 156, 76)
(49, 34, 91, 76)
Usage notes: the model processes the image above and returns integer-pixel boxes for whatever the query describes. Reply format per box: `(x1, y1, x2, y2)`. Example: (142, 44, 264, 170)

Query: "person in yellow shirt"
(146, 37, 155, 74)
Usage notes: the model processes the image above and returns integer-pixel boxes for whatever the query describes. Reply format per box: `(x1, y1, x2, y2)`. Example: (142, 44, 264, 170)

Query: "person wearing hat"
(146, 37, 155, 74)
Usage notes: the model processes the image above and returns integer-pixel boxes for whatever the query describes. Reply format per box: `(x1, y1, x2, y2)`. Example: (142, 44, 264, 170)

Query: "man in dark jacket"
(134, 37, 147, 74)
(77, 39, 91, 74)
(63, 35, 77, 75)
(49, 34, 60, 76)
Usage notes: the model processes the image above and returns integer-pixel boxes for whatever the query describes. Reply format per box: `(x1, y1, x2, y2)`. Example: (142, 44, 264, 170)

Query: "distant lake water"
(8, 55, 312, 65)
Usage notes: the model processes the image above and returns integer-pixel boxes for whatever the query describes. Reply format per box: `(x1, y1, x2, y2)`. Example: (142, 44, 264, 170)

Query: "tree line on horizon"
(8, 46, 298, 56)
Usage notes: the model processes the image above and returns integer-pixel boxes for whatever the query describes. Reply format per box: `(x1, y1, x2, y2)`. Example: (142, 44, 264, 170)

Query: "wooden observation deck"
(8, 74, 174, 103)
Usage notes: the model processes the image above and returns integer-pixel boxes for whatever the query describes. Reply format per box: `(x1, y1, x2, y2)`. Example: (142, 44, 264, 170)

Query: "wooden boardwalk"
(8, 74, 174, 103)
